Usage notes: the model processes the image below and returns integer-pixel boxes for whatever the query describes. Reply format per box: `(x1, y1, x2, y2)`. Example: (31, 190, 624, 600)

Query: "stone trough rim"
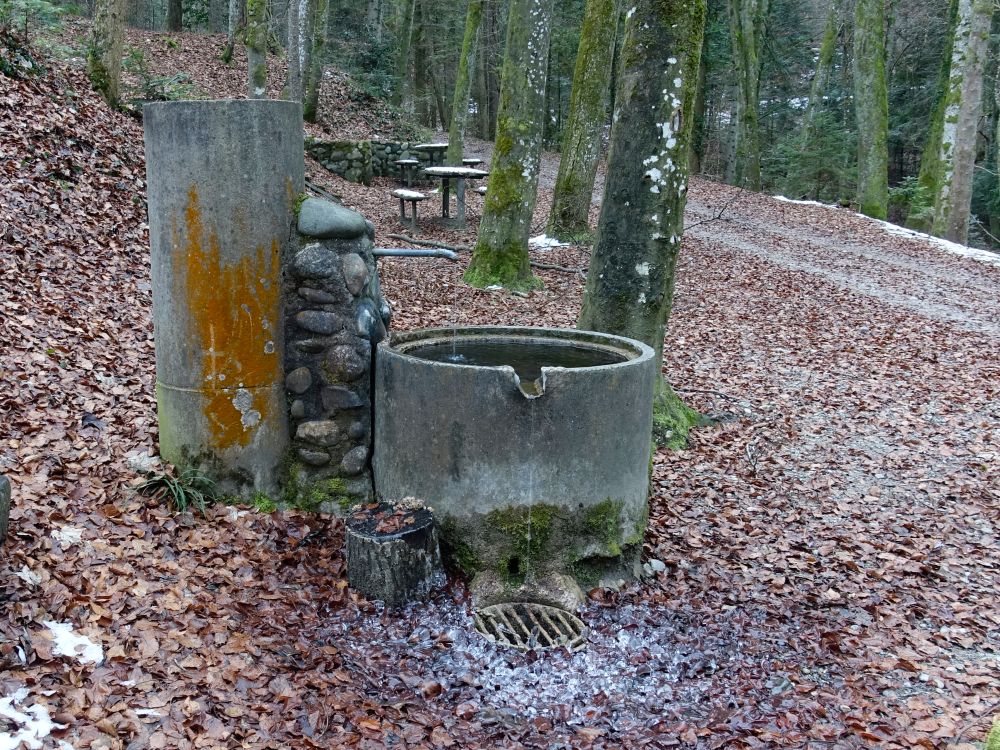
(380, 325, 656, 377)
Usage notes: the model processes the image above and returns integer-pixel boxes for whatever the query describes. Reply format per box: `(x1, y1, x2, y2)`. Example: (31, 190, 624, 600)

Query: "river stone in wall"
(283, 198, 391, 512)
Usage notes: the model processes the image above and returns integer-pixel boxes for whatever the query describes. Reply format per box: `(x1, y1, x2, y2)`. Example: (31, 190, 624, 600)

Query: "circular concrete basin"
(373, 327, 657, 602)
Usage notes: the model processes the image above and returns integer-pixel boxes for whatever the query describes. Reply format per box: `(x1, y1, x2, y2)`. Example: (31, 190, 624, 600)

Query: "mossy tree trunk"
(464, 0, 555, 290)
(546, 0, 618, 241)
(852, 0, 889, 219)
(727, 0, 768, 190)
(284, 0, 302, 101)
(222, 0, 243, 63)
(167, 0, 182, 30)
(577, 0, 706, 444)
(303, 0, 327, 122)
(392, 0, 416, 106)
(447, 0, 484, 165)
(245, 0, 268, 97)
(799, 0, 840, 151)
(931, 0, 994, 244)
(910, 0, 959, 231)
(87, 0, 126, 106)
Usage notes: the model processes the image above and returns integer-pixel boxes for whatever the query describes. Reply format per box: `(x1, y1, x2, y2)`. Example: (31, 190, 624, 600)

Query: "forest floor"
(2, 25, 999, 750)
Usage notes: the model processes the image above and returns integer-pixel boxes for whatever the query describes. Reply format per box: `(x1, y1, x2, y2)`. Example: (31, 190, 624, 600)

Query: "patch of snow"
(392, 189, 426, 200)
(772, 195, 830, 208)
(43, 621, 103, 665)
(771, 195, 1000, 269)
(529, 235, 569, 249)
(0, 688, 63, 750)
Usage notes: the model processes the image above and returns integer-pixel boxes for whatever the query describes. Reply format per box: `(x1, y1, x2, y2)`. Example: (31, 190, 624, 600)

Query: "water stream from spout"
(524, 398, 535, 583)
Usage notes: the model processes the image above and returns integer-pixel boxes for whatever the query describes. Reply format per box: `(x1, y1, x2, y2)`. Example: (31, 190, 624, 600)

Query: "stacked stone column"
(283, 198, 391, 510)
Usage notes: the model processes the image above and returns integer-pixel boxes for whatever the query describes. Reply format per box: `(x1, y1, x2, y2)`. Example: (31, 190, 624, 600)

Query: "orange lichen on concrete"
(176, 185, 281, 450)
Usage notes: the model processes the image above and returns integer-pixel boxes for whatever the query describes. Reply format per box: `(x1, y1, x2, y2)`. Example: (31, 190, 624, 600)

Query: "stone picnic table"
(413, 142, 449, 167)
(422, 166, 490, 229)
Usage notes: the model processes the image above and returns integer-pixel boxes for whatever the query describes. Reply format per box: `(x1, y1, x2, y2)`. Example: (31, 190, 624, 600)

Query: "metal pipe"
(373, 247, 459, 261)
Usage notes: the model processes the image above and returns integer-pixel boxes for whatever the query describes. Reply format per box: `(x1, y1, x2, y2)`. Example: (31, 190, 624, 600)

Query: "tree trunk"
(727, 0, 767, 190)
(852, 0, 889, 219)
(447, 0, 484, 165)
(392, 0, 416, 106)
(577, 0, 706, 443)
(87, 0, 127, 106)
(245, 0, 268, 97)
(689, 43, 707, 174)
(222, 0, 243, 62)
(166, 0, 182, 30)
(464, 0, 555, 290)
(366, 0, 381, 37)
(285, 0, 302, 100)
(931, 0, 994, 244)
(799, 0, 840, 150)
(413, 4, 430, 125)
(303, 0, 327, 121)
(546, 0, 617, 241)
(911, 0, 959, 231)
(346, 504, 443, 608)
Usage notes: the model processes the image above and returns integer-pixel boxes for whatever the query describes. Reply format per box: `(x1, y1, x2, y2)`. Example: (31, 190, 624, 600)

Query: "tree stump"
(346, 501, 443, 607)
(0, 475, 10, 547)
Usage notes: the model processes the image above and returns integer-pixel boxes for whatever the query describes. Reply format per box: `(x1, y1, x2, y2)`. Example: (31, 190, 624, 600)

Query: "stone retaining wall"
(283, 198, 391, 511)
(305, 138, 437, 183)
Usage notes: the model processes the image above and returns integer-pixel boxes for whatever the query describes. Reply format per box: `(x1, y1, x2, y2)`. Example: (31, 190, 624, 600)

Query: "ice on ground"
(772, 195, 1000, 269)
(0, 688, 62, 750)
(43, 621, 104, 665)
(529, 234, 569, 249)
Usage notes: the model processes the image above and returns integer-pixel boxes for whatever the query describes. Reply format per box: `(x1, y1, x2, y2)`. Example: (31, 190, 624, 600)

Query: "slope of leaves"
(1, 33, 998, 750)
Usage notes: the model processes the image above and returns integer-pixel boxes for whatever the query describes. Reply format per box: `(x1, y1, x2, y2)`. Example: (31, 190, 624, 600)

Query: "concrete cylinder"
(373, 326, 657, 599)
(144, 100, 304, 496)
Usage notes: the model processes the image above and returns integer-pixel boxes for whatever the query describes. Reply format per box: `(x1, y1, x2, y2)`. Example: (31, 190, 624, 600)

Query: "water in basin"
(406, 340, 628, 383)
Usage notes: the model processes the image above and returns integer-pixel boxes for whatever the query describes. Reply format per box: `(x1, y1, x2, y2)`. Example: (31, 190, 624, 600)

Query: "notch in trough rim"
(474, 601, 589, 651)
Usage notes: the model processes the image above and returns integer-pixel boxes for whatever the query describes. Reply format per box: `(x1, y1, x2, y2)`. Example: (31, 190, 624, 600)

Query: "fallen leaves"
(2, 25, 1000, 750)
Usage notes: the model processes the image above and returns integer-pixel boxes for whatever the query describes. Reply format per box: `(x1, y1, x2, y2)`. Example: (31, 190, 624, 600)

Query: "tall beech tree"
(798, 0, 840, 152)
(546, 0, 618, 241)
(167, 0, 182, 31)
(393, 0, 416, 106)
(87, 0, 126, 106)
(303, 0, 327, 121)
(245, 0, 267, 97)
(910, 0, 959, 231)
(852, 0, 889, 219)
(446, 0, 484, 165)
(284, 0, 303, 102)
(727, 0, 768, 190)
(464, 0, 555, 289)
(931, 0, 994, 244)
(578, 0, 706, 446)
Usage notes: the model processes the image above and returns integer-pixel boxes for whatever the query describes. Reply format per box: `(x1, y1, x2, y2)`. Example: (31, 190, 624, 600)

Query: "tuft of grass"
(135, 467, 217, 515)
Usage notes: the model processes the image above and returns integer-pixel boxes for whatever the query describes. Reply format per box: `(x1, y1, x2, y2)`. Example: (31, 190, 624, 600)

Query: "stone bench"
(462, 157, 484, 168)
(392, 189, 426, 230)
(475, 185, 487, 195)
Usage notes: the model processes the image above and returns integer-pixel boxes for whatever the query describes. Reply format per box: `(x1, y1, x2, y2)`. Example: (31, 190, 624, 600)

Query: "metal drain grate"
(474, 602, 588, 651)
